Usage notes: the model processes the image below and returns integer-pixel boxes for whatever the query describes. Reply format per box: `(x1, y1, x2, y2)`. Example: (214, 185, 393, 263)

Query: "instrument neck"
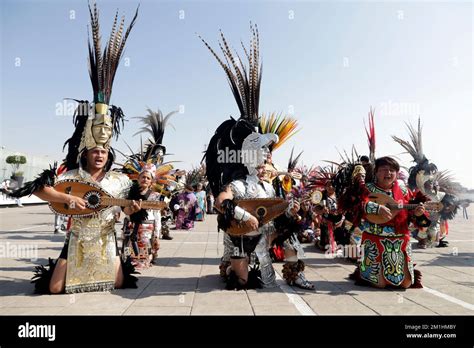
(386, 203, 420, 210)
(102, 197, 162, 209)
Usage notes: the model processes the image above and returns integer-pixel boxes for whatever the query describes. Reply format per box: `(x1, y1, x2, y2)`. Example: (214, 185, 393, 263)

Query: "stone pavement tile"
(0, 306, 64, 315)
(151, 277, 199, 287)
(65, 293, 135, 309)
(123, 306, 192, 315)
(252, 305, 301, 315)
(246, 290, 294, 306)
(143, 279, 198, 293)
(309, 300, 377, 315)
(421, 266, 473, 282)
(193, 291, 249, 307)
(427, 305, 474, 315)
(200, 265, 220, 276)
(302, 293, 377, 315)
(133, 291, 195, 307)
(191, 304, 253, 315)
(1, 294, 73, 308)
(183, 235, 209, 241)
(369, 304, 437, 315)
(0, 279, 38, 296)
(398, 288, 470, 309)
(196, 274, 222, 290)
(351, 291, 407, 306)
(157, 270, 202, 278)
(313, 304, 377, 315)
(424, 284, 474, 304)
(421, 272, 457, 285)
(58, 306, 126, 315)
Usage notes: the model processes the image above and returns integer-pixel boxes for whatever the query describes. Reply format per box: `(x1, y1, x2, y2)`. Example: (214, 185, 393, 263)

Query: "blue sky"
(1, 0, 472, 187)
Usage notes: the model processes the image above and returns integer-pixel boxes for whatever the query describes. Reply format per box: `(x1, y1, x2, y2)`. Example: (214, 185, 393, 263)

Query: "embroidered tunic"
(58, 168, 132, 293)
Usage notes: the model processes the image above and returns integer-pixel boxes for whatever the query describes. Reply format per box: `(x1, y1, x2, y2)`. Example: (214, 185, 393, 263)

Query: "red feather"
(364, 107, 376, 162)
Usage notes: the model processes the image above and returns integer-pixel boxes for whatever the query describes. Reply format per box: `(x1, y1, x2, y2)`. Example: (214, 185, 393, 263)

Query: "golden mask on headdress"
(82, 103, 113, 151)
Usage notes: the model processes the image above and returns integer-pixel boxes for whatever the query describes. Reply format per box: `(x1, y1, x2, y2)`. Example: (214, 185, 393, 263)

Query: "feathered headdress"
(133, 108, 177, 163)
(184, 165, 206, 190)
(311, 164, 339, 189)
(392, 117, 438, 190)
(259, 113, 299, 152)
(279, 148, 303, 193)
(199, 23, 261, 125)
(63, 2, 138, 170)
(201, 24, 279, 196)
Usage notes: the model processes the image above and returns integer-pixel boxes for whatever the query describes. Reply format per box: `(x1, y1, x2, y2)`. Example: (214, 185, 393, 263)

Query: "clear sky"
(1, 0, 472, 187)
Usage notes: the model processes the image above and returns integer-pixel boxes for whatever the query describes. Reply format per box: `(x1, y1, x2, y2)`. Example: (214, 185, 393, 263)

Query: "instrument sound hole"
(84, 191, 101, 209)
(256, 207, 266, 218)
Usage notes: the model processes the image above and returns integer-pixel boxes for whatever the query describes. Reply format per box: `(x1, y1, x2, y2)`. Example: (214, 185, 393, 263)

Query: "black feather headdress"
(392, 118, 438, 190)
(200, 24, 264, 196)
(133, 108, 178, 162)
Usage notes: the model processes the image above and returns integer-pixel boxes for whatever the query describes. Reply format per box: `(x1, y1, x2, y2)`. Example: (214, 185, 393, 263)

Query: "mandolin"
(50, 180, 166, 217)
(225, 190, 323, 236)
(365, 193, 443, 224)
(226, 198, 289, 236)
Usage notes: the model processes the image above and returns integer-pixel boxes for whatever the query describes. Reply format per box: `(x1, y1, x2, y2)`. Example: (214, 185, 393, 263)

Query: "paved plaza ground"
(0, 204, 473, 315)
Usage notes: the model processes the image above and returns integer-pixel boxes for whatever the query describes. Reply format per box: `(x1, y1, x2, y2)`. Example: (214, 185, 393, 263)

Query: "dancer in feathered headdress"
(200, 24, 305, 290)
(392, 118, 469, 248)
(119, 108, 181, 268)
(14, 2, 139, 294)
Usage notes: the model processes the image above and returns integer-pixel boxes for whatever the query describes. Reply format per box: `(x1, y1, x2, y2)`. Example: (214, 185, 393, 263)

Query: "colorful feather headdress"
(259, 113, 299, 152)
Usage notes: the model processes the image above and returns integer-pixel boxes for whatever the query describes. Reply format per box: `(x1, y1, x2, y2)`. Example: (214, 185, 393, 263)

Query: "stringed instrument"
(50, 180, 167, 217)
(226, 198, 289, 236)
(365, 193, 443, 224)
(226, 190, 323, 236)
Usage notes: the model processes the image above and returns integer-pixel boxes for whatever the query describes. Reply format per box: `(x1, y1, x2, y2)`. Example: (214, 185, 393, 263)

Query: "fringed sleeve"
(9, 163, 58, 198)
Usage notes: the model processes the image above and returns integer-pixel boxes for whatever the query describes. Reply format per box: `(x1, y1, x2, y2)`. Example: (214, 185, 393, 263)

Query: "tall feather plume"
(392, 117, 425, 164)
(364, 106, 376, 163)
(287, 148, 303, 171)
(133, 109, 177, 142)
(199, 23, 262, 125)
(259, 113, 299, 151)
(87, 1, 139, 104)
(133, 108, 178, 161)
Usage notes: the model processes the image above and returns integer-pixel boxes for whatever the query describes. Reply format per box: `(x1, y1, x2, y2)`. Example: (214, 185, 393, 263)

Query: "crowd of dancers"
(10, 2, 469, 294)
